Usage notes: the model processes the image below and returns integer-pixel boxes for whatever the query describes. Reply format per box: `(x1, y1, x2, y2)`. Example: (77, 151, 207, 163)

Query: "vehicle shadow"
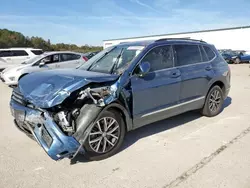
(70, 96, 232, 165)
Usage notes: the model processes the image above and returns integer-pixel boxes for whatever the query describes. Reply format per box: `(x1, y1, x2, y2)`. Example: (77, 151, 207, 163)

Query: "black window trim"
(131, 44, 175, 76)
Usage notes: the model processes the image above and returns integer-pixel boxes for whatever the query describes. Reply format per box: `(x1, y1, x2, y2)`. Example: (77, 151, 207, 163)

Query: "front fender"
(73, 102, 133, 144)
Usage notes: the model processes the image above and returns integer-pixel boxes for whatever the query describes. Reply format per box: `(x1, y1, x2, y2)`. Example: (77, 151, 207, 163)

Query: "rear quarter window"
(203, 46, 216, 60)
(31, 50, 44, 55)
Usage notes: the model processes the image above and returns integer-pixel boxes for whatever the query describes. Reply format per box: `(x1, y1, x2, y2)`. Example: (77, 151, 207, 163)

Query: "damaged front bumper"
(10, 99, 84, 161)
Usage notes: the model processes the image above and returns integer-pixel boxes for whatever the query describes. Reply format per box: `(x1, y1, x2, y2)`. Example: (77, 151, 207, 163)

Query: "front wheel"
(201, 85, 224, 117)
(84, 110, 125, 161)
(235, 57, 241, 64)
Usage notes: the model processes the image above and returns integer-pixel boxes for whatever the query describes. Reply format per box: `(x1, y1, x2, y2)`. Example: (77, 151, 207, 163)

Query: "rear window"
(31, 50, 43, 55)
(11, 50, 28, 56)
(203, 46, 216, 60)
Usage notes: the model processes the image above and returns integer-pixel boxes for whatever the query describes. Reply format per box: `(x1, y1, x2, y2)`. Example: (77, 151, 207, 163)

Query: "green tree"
(0, 28, 103, 53)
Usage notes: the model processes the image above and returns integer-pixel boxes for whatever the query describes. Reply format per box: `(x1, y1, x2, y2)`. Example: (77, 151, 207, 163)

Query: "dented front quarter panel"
(11, 68, 134, 161)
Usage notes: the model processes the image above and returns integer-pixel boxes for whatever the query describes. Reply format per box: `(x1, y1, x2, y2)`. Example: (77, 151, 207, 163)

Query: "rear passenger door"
(130, 45, 181, 127)
(173, 44, 215, 108)
(58, 53, 81, 68)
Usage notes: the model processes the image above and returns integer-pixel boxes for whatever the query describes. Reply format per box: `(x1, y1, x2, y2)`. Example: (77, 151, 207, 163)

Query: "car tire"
(235, 57, 241, 64)
(84, 109, 125, 161)
(201, 85, 224, 117)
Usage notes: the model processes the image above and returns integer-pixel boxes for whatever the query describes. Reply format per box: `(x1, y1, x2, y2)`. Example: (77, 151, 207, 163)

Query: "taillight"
(82, 56, 88, 61)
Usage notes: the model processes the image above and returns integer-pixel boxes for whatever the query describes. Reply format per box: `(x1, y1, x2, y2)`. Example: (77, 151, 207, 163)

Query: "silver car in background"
(0, 51, 87, 85)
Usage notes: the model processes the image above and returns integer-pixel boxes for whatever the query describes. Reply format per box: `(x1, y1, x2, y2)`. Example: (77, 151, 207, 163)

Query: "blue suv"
(10, 38, 231, 161)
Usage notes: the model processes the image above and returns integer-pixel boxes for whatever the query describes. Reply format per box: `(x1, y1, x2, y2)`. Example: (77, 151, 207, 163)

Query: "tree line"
(0, 29, 103, 53)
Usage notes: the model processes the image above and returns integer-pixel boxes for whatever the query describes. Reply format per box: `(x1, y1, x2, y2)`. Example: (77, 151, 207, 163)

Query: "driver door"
(130, 45, 181, 128)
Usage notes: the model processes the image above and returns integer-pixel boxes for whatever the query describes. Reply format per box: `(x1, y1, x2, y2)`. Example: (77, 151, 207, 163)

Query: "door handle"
(171, 71, 181, 78)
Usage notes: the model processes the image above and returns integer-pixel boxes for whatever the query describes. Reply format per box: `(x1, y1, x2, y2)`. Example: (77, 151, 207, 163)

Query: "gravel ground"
(0, 64, 249, 188)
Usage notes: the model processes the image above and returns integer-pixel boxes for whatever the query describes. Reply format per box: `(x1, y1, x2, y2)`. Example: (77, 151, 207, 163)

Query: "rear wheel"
(84, 110, 125, 161)
(201, 85, 224, 117)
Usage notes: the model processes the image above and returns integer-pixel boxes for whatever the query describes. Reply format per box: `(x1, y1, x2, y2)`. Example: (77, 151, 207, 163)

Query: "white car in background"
(0, 48, 43, 71)
(0, 51, 87, 85)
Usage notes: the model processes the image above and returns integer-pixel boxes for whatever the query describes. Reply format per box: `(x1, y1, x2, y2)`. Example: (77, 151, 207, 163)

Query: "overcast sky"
(1, 0, 250, 45)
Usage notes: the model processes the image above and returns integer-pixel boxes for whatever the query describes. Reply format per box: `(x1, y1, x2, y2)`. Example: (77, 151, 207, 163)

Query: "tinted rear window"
(31, 50, 43, 55)
(11, 50, 28, 56)
(174, 44, 202, 66)
(203, 46, 216, 60)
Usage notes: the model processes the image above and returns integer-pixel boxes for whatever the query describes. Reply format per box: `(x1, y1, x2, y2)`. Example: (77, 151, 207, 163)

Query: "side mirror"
(137, 61, 150, 77)
(39, 61, 45, 67)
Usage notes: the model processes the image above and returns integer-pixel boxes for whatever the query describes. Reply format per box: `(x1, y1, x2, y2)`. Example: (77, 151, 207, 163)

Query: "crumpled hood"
(18, 69, 119, 108)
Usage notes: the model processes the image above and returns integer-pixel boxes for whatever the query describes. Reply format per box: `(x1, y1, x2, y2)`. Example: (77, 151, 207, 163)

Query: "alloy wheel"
(88, 117, 120, 154)
(209, 89, 221, 112)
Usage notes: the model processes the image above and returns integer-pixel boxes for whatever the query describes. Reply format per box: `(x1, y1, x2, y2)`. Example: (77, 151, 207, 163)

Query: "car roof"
(117, 40, 155, 47)
(0, 48, 42, 50)
(43, 51, 83, 55)
(116, 38, 211, 48)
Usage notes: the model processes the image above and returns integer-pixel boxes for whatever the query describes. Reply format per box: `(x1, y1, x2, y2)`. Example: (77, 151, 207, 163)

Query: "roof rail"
(155, 38, 206, 43)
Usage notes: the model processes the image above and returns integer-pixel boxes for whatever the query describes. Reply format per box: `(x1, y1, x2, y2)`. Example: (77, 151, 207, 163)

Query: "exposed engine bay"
(49, 84, 118, 136)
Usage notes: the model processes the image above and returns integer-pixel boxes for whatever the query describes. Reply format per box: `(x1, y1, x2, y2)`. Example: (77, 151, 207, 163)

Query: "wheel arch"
(206, 80, 226, 99)
(103, 102, 133, 132)
(18, 73, 29, 81)
(73, 102, 133, 144)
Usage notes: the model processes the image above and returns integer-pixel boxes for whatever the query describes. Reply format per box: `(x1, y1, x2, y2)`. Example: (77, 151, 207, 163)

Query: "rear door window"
(203, 46, 216, 60)
(174, 44, 202, 66)
(31, 50, 43, 55)
(60, 54, 81, 62)
(11, 50, 29, 56)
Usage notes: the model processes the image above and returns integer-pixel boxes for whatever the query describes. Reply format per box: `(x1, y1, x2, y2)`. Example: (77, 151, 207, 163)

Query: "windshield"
(78, 45, 145, 74)
(22, 55, 43, 64)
